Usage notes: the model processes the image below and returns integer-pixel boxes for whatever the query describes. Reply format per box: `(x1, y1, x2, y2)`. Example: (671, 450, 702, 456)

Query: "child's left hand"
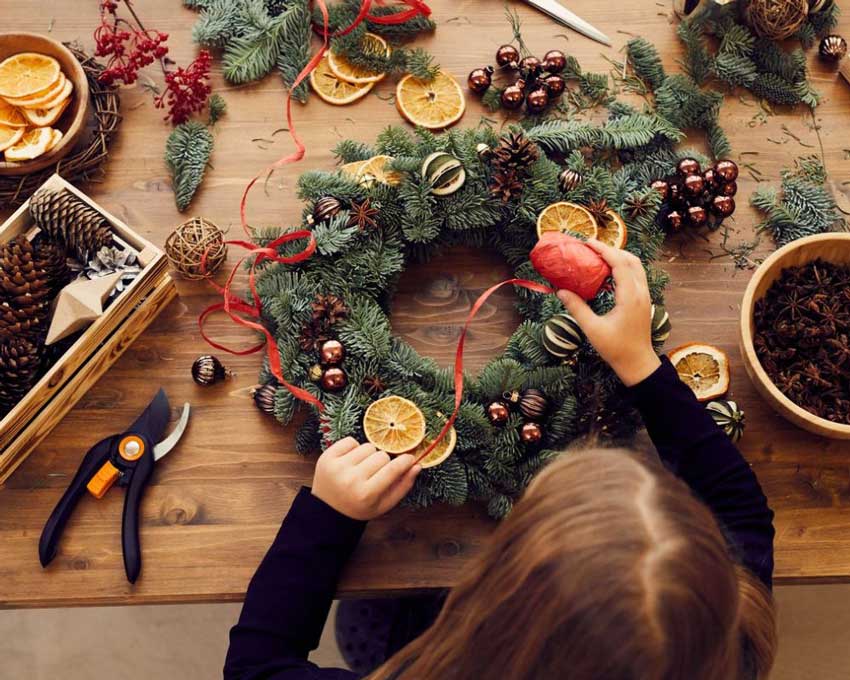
(311, 437, 421, 521)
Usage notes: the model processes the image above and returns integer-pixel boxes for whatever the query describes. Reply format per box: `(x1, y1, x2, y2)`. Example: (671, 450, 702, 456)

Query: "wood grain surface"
(1, 0, 850, 608)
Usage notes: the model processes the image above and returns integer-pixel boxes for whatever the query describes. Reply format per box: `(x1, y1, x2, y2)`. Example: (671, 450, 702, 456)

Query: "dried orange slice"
(405, 426, 457, 469)
(310, 54, 374, 105)
(0, 99, 26, 128)
(363, 395, 426, 454)
(3, 71, 65, 107)
(0, 53, 61, 99)
(0, 124, 25, 153)
(395, 70, 465, 130)
(596, 209, 628, 249)
(339, 159, 367, 177)
(328, 33, 389, 84)
(45, 128, 63, 152)
(668, 343, 730, 402)
(20, 97, 70, 127)
(3, 127, 53, 161)
(536, 202, 598, 240)
(356, 154, 403, 186)
(16, 77, 72, 110)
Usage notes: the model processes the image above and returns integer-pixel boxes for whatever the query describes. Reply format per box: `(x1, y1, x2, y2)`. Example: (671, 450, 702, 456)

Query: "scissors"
(524, 0, 612, 46)
(39, 389, 190, 583)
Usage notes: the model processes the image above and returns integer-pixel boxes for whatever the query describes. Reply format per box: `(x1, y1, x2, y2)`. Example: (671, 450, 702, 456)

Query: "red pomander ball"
(530, 232, 611, 301)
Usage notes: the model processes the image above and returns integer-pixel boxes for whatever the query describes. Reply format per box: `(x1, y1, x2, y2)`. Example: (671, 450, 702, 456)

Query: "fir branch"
(276, 0, 312, 102)
(222, 4, 286, 84)
(207, 93, 227, 125)
(626, 38, 666, 91)
(165, 121, 214, 211)
(677, 20, 712, 85)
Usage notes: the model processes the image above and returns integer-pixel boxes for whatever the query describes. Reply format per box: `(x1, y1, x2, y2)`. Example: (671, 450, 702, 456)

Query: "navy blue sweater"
(224, 358, 775, 679)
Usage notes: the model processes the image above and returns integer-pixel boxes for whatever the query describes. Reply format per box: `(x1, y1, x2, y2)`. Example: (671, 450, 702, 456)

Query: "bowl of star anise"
(740, 232, 850, 439)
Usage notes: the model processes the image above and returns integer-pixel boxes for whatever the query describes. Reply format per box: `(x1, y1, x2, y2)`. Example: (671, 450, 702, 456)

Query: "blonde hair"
(369, 449, 776, 680)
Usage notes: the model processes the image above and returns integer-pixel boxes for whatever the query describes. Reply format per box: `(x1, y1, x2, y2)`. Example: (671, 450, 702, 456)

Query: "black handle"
(39, 436, 117, 568)
(121, 440, 155, 584)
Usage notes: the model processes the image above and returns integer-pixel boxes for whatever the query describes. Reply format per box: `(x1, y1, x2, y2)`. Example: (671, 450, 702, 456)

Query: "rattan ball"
(165, 217, 227, 279)
(746, 0, 809, 40)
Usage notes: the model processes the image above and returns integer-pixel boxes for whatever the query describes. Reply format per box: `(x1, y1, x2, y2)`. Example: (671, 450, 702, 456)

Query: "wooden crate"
(0, 174, 177, 481)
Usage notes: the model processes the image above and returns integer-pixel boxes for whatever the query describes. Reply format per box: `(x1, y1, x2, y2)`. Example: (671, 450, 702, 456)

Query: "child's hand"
(311, 437, 421, 521)
(556, 240, 661, 387)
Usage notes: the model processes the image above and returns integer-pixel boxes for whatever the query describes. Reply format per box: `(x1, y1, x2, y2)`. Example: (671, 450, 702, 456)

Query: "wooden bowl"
(739, 232, 850, 439)
(0, 33, 90, 176)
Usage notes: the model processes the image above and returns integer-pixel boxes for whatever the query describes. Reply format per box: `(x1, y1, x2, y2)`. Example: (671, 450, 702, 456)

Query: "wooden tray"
(0, 174, 177, 481)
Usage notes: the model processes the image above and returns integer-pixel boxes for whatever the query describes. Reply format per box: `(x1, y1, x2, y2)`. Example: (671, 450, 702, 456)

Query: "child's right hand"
(312, 437, 421, 521)
(556, 240, 661, 387)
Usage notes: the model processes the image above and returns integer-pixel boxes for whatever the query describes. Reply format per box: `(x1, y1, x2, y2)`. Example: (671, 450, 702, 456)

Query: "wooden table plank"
(2, 0, 850, 608)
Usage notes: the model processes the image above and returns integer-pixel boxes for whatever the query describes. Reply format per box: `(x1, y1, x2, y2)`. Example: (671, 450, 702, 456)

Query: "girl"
(224, 240, 777, 680)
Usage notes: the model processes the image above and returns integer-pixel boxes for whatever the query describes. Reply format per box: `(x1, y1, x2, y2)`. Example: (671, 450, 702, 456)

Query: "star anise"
(586, 198, 612, 226)
(347, 199, 380, 231)
(362, 375, 387, 397)
(624, 194, 652, 219)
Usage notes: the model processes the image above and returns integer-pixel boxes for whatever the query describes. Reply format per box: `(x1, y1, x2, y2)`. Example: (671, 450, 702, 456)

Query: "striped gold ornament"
(650, 304, 672, 345)
(706, 399, 745, 442)
(543, 313, 585, 358)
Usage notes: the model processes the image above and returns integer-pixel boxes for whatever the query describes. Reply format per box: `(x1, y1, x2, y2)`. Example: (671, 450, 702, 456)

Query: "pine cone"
(311, 294, 349, 326)
(0, 238, 51, 307)
(33, 240, 72, 296)
(0, 335, 42, 411)
(491, 131, 540, 174)
(0, 300, 48, 341)
(29, 187, 113, 262)
(490, 170, 524, 203)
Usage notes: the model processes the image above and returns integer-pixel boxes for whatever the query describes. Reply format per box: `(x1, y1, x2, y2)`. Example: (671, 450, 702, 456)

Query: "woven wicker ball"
(746, 0, 808, 40)
(165, 217, 227, 279)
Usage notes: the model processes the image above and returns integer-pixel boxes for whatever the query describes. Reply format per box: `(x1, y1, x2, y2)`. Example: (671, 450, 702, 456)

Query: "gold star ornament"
(45, 273, 123, 345)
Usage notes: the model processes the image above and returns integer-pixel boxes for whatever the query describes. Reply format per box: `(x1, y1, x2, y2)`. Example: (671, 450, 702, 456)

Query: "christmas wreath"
(242, 104, 701, 517)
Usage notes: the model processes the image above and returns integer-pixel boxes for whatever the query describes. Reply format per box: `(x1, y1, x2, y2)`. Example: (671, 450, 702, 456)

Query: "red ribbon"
(200, 0, 431, 412)
(413, 279, 555, 464)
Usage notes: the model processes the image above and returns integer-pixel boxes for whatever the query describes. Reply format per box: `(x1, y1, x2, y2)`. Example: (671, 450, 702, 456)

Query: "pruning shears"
(39, 389, 190, 583)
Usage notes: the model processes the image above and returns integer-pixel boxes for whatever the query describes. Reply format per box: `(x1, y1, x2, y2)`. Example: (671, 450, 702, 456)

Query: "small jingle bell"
(677, 158, 701, 176)
(501, 85, 525, 110)
(321, 366, 348, 392)
(543, 74, 566, 97)
(192, 355, 229, 386)
(320, 339, 345, 365)
(468, 66, 494, 94)
(496, 44, 520, 68)
(520, 422, 543, 444)
(488, 401, 510, 425)
(713, 159, 739, 183)
(526, 87, 550, 114)
(542, 49, 567, 73)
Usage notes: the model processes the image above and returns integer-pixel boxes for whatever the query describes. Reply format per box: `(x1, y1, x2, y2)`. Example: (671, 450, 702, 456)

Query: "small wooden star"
(346, 199, 379, 231)
(46, 273, 122, 345)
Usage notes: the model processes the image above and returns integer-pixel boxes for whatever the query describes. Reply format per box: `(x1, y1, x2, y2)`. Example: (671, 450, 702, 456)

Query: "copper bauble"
(519, 388, 549, 420)
(488, 401, 510, 424)
(500, 85, 525, 109)
(309, 196, 342, 225)
(650, 179, 670, 201)
(683, 173, 705, 197)
(711, 195, 736, 218)
(542, 49, 567, 73)
(320, 339, 345, 365)
(687, 205, 708, 228)
(543, 74, 566, 97)
(468, 66, 494, 94)
(677, 157, 701, 176)
(668, 181, 686, 208)
(819, 35, 848, 63)
(496, 44, 520, 68)
(253, 382, 278, 416)
(519, 56, 542, 73)
(702, 168, 717, 190)
(526, 87, 549, 113)
(713, 159, 739, 182)
(717, 181, 738, 197)
(191, 355, 228, 386)
(665, 210, 684, 232)
(321, 366, 348, 392)
(520, 422, 543, 444)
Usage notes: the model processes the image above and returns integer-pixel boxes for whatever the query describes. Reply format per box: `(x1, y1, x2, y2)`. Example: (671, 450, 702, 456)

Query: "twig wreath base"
(0, 44, 121, 210)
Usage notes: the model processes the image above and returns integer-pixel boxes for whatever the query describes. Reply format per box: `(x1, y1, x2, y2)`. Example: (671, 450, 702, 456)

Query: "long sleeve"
(224, 487, 365, 680)
(629, 357, 775, 589)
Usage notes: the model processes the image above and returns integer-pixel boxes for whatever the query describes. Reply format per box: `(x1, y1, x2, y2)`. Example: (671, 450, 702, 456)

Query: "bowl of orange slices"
(0, 33, 89, 175)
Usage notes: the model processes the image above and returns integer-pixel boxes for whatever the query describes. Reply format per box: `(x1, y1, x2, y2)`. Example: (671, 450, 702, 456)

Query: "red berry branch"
(94, 0, 210, 124)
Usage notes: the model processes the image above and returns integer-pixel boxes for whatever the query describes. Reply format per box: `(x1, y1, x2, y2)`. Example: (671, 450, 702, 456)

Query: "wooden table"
(2, 0, 850, 609)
